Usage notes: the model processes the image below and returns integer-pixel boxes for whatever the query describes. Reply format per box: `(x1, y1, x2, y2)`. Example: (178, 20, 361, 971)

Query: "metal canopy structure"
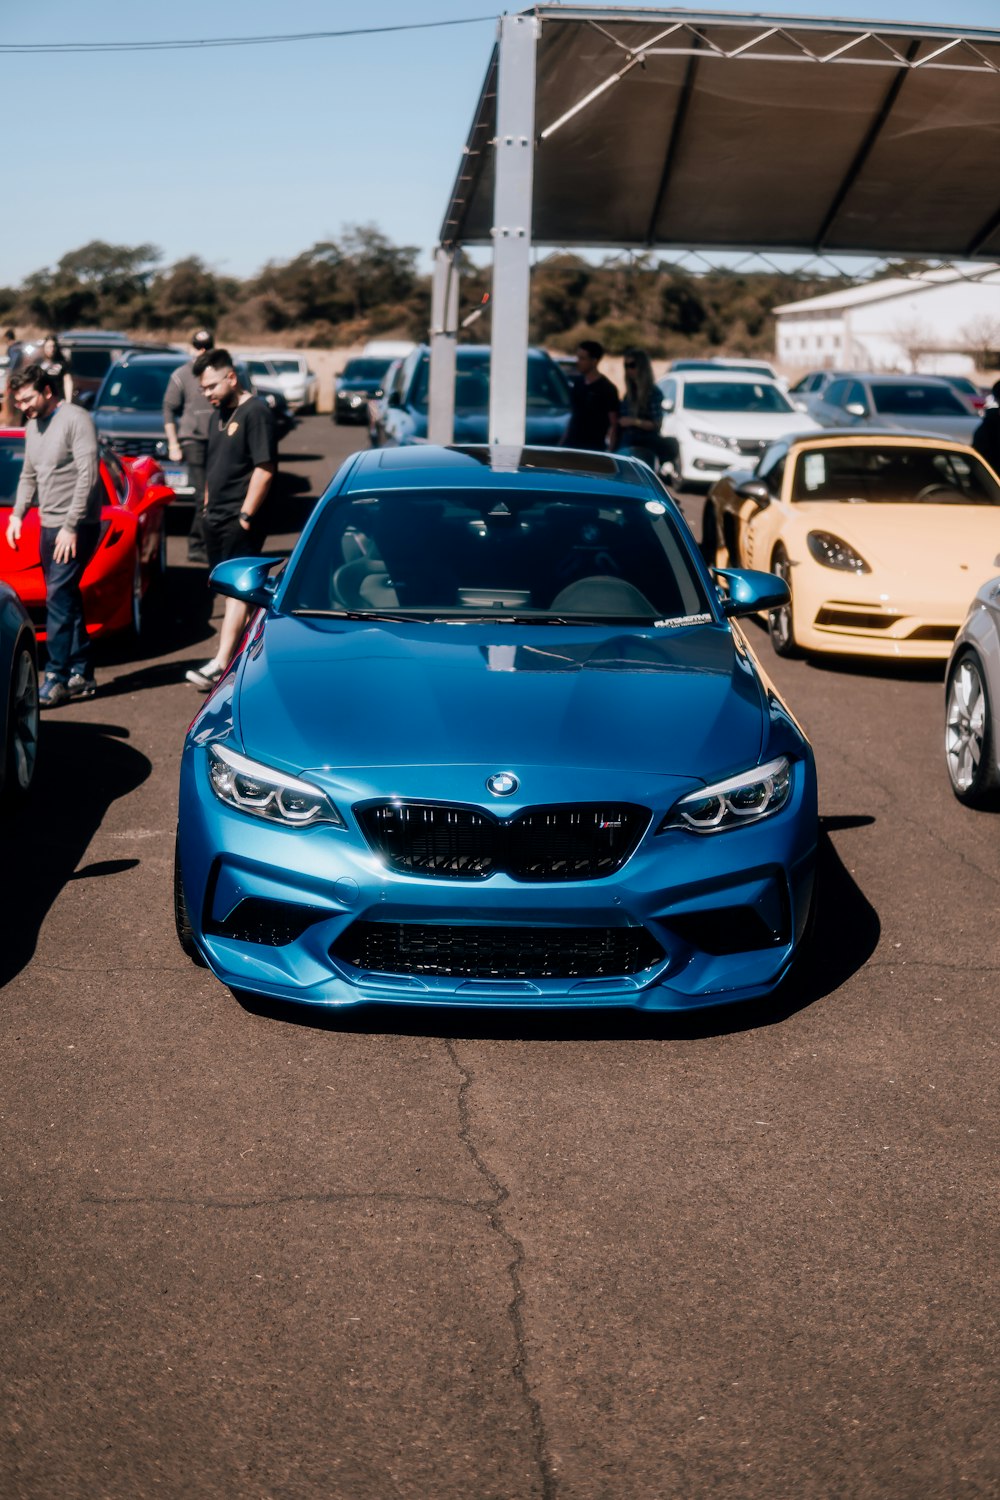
(428, 5, 1000, 447)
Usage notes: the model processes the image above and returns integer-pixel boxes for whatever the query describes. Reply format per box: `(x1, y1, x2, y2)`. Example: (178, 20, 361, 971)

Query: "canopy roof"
(441, 6, 1000, 261)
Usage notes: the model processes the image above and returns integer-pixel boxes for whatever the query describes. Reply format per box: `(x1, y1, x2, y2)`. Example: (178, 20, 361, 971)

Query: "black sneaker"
(67, 673, 97, 700)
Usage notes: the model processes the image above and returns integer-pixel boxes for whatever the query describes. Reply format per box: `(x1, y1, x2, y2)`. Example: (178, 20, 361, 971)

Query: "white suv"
(658, 369, 819, 486)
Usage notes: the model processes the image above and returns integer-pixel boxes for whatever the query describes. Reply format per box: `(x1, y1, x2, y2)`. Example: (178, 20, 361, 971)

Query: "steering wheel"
(913, 483, 960, 501)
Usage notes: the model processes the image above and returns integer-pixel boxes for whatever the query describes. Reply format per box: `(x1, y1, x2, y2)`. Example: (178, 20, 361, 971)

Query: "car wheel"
(767, 547, 802, 659)
(2, 637, 39, 810)
(944, 648, 1000, 807)
(174, 840, 207, 966)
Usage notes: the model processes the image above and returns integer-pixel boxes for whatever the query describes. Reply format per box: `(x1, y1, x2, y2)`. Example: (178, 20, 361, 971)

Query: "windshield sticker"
(803, 453, 826, 490)
(653, 613, 713, 628)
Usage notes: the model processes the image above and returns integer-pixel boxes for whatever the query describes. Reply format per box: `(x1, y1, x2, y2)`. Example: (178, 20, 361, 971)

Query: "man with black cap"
(163, 328, 215, 562)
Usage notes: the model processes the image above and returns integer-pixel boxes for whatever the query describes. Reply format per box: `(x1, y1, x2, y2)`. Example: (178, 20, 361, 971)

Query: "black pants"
(39, 522, 100, 680)
(183, 439, 208, 552)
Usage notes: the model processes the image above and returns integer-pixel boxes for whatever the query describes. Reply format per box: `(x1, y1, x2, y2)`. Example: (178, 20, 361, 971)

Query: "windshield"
(0, 437, 25, 506)
(790, 444, 1000, 504)
(342, 358, 392, 381)
(96, 362, 177, 411)
(682, 381, 793, 414)
(269, 359, 303, 376)
(869, 383, 968, 417)
(410, 355, 571, 415)
(284, 489, 711, 622)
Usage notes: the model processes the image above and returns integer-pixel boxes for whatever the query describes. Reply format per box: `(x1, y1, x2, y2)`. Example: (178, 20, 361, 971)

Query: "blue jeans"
(39, 522, 100, 681)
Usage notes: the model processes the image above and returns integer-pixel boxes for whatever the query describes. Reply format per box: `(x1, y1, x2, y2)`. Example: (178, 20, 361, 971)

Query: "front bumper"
(790, 558, 972, 659)
(335, 392, 374, 423)
(177, 751, 818, 1011)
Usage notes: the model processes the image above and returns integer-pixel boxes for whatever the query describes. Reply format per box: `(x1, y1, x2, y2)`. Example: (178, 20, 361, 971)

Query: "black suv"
(92, 351, 294, 498)
(333, 355, 395, 424)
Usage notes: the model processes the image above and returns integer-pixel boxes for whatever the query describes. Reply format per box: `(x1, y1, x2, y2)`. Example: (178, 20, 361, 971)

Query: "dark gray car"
(0, 581, 39, 811)
(810, 373, 979, 442)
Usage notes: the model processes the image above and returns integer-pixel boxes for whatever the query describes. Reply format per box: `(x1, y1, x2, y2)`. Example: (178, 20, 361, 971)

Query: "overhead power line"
(0, 14, 498, 55)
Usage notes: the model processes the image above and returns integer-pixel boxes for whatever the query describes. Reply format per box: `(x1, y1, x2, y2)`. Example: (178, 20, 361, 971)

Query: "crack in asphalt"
(444, 1038, 557, 1500)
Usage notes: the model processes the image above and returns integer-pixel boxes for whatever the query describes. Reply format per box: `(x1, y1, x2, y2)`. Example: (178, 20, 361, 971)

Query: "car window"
(247, 360, 271, 377)
(845, 381, 867, 411)
(99, 445, 129, 503)
(285, 489, 711, 621)
(268, 360, 303, 376)
(0, 437, 25, 505)
(68, 349, 114, 380)
(869, 383, 968, 417)
(343, 358, 393, 380)
(757, 443, 788, 492)
(681, 381, 793, 414)
(659, 379, 676, 406)
(409, 355, 571, 415)
(824, 379, 851, 408)
(96, 362, 177, 411)
(790, 444, 1000, 504)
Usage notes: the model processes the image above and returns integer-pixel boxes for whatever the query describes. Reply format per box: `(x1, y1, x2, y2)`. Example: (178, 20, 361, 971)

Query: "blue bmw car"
(175, 446, 818, 1012)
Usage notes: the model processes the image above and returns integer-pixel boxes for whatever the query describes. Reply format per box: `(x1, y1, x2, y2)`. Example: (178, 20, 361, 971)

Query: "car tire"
(2, 636, 39, 811)
(767, 547, 802, 659)
(174, 840, 207, 966)
(944, 647, 1000, 807)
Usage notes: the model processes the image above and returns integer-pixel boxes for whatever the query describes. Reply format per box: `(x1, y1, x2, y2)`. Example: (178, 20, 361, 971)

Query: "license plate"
(164, 466, 189, 488)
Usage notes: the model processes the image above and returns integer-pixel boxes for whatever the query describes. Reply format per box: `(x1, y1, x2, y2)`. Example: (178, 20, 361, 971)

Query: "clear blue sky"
(4, 0, 999, 286)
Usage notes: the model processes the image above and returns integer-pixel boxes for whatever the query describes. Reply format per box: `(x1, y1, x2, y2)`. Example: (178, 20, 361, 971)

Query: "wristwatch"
(238, 511, 252, 523)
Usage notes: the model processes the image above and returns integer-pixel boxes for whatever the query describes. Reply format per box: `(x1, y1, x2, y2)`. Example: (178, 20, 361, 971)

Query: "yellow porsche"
(702, 431, 1000, 660)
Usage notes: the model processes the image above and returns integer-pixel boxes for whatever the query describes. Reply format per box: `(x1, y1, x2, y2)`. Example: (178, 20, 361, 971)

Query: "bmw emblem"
(486, 772, 519, 797)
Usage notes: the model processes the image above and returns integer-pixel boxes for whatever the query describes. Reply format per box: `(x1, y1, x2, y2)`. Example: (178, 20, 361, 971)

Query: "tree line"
(1, 224, 857, 356)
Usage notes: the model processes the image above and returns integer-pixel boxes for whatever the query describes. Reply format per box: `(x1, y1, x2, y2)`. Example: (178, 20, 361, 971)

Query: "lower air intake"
(332, 922, 664, 979)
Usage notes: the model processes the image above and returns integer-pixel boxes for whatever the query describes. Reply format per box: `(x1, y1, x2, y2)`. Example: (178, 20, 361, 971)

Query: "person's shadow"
(235, 815, 880, 1041)
(0, 720, 151, 986)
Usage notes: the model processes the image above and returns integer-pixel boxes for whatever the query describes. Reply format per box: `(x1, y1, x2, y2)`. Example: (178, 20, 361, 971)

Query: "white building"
(774, 266, 1000, 377)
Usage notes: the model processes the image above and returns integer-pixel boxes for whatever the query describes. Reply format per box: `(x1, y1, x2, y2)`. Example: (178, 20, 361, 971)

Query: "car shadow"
(233, 815, 880, 1041)
(0, 721, 152, 987)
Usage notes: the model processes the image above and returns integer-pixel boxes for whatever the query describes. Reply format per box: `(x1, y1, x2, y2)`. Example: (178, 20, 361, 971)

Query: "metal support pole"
(489, 12, 539, 447)
(428, 245, 459, 445)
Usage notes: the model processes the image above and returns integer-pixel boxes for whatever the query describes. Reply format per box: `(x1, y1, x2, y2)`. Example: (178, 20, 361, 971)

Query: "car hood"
(679, 411, 819, 438)
(93, 410, 165, 438)
(407, 410, 570, 445)
(235, 617, 765, 780)
(790, 501, 1000, 593)
(874, 414, 979, 442)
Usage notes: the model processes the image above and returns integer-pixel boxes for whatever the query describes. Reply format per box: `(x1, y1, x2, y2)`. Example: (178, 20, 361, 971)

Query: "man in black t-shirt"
(563, 339, 620, 452)
(185, 348, 277, 690)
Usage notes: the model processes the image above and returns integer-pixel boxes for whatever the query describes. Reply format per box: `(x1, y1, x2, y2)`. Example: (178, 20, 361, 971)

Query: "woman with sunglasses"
(616, 348, 662, 470)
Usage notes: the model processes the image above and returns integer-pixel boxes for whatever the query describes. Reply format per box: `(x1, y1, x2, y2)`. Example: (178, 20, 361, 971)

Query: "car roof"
(663, 368, 784, 384)
(339, 443, 660, 495)
(781, 428, 980, 451)
(854, 372, 954, 385)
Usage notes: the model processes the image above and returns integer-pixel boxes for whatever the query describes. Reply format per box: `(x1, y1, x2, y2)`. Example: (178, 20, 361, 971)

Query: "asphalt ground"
(1, 415, 996, 1500)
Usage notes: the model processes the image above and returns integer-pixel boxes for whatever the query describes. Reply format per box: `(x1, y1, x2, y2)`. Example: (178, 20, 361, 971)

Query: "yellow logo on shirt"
(227, 421, 239, 436)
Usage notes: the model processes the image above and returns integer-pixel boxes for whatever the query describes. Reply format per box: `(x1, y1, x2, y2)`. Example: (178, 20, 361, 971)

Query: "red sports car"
(0, 429, 174, 640)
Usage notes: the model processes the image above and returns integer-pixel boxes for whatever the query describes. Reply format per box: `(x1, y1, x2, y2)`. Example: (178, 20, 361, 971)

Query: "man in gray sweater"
(6, 363, 102, 707)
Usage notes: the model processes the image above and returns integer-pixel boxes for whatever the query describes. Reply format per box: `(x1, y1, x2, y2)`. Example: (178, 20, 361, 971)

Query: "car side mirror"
(735, 479, 771, 508)
(792, 398, 808, 412)
(209, 556, 284, 608)
(714, 567, 790, 618)
(661, 399, 675, 414)
(844, 402, 866, 417)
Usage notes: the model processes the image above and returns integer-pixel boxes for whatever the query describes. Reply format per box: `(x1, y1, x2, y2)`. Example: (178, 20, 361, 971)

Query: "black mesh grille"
(105, 436, 162, 458)
(208, 898, 326, 946)
(356, 801, 650, 882)
(332, 922, 665, 979)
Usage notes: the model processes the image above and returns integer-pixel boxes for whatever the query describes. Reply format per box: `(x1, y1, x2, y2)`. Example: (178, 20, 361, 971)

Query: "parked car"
(788, 370, 851, 407)
(703, 430, 1000, 660)
(0, 429, 173, 640)
(244, 353, 317, 413)
(944, 574, 1000, 806)
(373, 345, 572, 447)
(333, 355, 395, 425)
(366, 358, 403, 445)
(938, 374, 988, 415)
(809, 373, 979, 442)
(55, 330, 176, 405)
(92, 351, 292, 499)
(657, 369, 819, 486)
(174, 443, 817, 1013)
(670, 357, 784, 384)
(0, 579, 38, 810)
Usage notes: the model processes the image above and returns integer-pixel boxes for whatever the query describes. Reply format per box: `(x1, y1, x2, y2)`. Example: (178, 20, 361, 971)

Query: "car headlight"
(207, 744, 345, 827)
(807, 531, 871, 573)
(660, 756, 792, 834)
(689, 428, 738, 450)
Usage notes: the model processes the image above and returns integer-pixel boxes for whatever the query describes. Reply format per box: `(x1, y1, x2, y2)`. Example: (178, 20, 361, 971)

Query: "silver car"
(0, 581, 39, 811)
(811, 373, 978, 443)
(244, 354, 317, 413)
(944, 574, 1000, 806)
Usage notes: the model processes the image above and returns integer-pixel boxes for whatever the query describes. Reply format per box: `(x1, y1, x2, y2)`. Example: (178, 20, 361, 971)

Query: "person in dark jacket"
(163, 328, 215, 561)
(972, 380, 1000, 475)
